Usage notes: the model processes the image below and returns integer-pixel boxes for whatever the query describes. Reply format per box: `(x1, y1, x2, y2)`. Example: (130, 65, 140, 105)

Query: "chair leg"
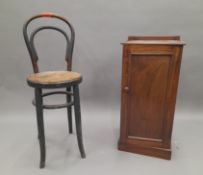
(73, 85, 86, 158)
(35, 88, 46, 168)
(66, 87, 73, 134)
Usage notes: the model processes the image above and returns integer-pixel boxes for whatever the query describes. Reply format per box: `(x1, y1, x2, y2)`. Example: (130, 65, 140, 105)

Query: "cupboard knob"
(124, 86, 130, 92)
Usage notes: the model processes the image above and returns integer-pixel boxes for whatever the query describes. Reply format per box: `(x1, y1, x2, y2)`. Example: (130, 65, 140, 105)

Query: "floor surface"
(0, 103, 202, 175)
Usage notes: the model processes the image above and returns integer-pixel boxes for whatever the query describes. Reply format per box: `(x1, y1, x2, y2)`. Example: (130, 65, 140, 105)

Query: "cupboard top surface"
(122, 40, 185, 45)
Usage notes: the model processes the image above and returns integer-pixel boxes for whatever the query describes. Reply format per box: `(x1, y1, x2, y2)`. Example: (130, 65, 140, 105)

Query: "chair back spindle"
(23, 13, 75, 73)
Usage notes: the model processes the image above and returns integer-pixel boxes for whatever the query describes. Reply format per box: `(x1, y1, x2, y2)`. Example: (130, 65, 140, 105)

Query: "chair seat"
(27, 71, 82, 88)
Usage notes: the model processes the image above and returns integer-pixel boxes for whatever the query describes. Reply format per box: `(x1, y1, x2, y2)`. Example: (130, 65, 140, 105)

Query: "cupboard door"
(125, 52, 173, 146)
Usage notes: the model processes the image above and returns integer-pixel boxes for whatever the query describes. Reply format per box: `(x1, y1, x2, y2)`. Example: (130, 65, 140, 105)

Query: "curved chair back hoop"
(23, 13, 75, 73)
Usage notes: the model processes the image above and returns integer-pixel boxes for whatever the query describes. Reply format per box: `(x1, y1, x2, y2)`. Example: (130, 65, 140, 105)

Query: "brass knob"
(124, 86, 130, 92)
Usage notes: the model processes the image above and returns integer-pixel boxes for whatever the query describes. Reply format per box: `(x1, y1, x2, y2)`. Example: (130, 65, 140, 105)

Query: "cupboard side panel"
(163, 46, 183, 147)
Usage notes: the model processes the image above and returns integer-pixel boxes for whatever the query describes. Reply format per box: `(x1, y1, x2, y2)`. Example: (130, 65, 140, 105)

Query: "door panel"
(127, 54, 171, 141)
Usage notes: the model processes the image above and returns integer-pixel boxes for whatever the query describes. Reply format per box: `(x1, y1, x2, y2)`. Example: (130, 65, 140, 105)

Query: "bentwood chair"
(23, 12, 86, 168)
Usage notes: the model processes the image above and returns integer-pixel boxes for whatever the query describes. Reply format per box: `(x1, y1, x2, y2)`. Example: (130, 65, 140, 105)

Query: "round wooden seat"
(27, 71, 82, 88)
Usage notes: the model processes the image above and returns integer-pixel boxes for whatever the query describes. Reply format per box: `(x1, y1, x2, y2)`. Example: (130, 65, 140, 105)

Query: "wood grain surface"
(118, 36, 185, 159)
(27, 71, 81, 84)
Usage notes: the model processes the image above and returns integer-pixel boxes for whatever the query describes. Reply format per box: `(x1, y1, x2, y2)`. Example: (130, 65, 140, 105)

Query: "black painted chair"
(23, 12, 86, 168)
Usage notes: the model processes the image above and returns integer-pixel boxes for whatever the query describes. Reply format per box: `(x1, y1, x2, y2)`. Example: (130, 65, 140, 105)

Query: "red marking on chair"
(41, 12, 54, 17)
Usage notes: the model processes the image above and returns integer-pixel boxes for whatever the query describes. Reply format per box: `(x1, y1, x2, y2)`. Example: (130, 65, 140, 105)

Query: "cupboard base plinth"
(118, 141, 171, 160)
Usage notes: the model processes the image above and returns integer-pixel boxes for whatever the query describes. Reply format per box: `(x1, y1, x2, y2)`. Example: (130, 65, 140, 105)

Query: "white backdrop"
(0, 0, 203, 118)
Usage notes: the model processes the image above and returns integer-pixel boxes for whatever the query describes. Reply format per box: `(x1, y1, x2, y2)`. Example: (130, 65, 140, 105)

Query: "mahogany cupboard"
(118, 36, 185, 159)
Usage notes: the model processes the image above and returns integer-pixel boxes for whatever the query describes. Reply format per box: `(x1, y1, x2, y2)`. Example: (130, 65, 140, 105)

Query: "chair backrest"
(23, 12, 75, 73)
